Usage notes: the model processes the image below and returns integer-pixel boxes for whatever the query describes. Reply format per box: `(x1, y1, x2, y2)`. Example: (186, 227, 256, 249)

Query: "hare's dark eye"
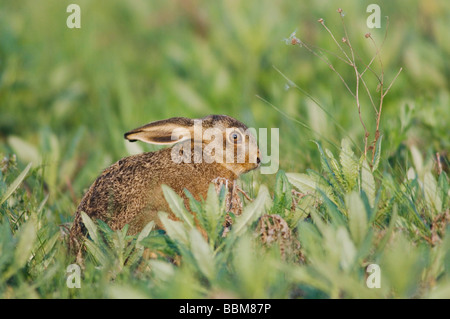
(229, 131, 242, 144)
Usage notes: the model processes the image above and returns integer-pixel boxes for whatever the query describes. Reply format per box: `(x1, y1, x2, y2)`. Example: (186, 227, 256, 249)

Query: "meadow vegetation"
(0, 0, 449, 298)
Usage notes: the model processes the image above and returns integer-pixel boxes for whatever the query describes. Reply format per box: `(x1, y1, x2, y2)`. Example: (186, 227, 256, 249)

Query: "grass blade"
(0, 163, 32, 206)
(372, 135, 383, 172)
(80, 211, 99, 244)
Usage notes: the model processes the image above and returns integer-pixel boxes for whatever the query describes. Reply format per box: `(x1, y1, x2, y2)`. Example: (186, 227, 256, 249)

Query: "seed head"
(284, 30, 301, 46)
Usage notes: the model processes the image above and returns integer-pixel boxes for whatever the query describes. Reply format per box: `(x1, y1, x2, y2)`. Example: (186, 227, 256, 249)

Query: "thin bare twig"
(319, 18, 352, 64)
(338, 14, 370, 156)
(343, 34, 381, 115)
(301, 41, 355, 98)
(382, 67, 403, 99)
(306, 43, 353, 66)
(436, 152, 443, 175)
(236, 185, 253, 202)
(360, 76, 379, 115)
(286, 10, 400, 164)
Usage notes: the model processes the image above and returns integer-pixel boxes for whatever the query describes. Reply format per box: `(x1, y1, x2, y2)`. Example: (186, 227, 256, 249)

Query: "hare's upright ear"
(124, 117, 195, 145)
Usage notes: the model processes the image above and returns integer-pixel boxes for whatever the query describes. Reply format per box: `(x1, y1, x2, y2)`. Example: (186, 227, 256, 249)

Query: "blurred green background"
(0, 0, 450, 300)
(0, 0, 449, 218)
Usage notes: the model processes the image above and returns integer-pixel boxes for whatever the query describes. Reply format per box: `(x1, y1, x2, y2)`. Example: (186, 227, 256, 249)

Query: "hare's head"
(124, 115, 261, 177)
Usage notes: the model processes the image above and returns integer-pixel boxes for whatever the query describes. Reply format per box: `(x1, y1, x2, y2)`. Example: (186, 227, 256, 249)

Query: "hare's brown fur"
(68, 115, 260, 254)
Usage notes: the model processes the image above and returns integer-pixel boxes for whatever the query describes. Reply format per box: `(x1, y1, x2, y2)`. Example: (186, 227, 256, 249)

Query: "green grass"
(0, 0, 449, 298)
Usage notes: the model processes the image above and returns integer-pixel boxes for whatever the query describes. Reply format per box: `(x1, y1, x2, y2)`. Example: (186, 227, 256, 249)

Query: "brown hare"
(68, 115, 261, 254)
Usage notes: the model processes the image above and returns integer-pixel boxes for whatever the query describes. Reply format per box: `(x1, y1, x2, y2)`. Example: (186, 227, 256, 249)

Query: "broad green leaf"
(158, 211, 188, 245)
(297, 220, 323, 257)
(287, 171, 338, 208)
(410, 145, 423, 176)
(184, 189, 202, 216)
(307, 169, 337, 202)
(42, 132, 60, 192)
(317, 189, 346, 226)
(149, 260, 175, 282)
(204, 183, 222, 239)
(189, 228, 215, 281)
(336, 227, 356, 272)
(136, 221, 155, 249)
(0, 162, 32, 206)
(232, 235, 266, 297)
(346, 191, 368, 246)
(14, 215, 37, 269)
(274, 169, 285, 200)
(112, 226, 128, 263)
(372, 135, 383, 172)
(7, 136, 41, 167)
(438, 172, 449, 204)
(380, 234, 426, 298)
(272, 171, 296, 224)
(314, 142, 345, 195)
(232, 185, 269, 236)
(84, 239, 109, 266)
(80, 212, 99, 244)
(423, 172, 442, 214)
(1, 216, 37, 281)
(361, 159, 375, 207)
(313, 141, 333, 176)
(274, 170, 291, 199)
(325, 148, 346, 190)
(205, 183, 220, 214)
(286, 172, 317, 194)
(162, 184, 194, 229)
(340, 138, 359, 189)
